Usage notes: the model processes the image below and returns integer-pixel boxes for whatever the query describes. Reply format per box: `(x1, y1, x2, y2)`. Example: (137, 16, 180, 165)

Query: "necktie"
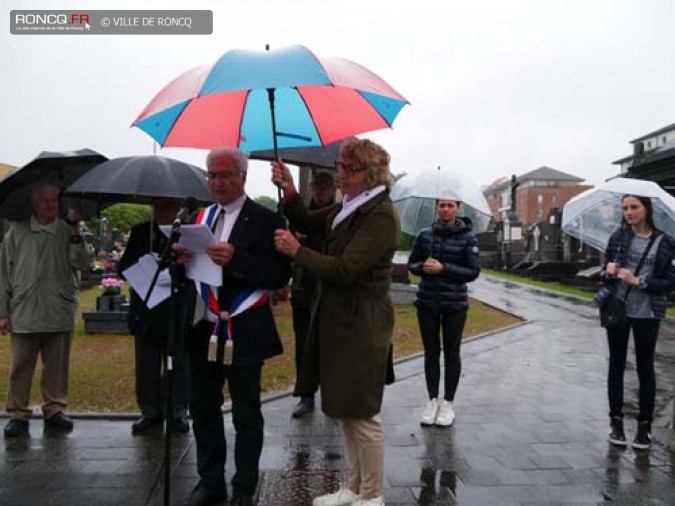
(211, 208, 225, 239)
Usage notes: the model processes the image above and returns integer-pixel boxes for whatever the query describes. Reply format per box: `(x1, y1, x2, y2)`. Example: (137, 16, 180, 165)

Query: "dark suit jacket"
(118, 221, 190, 337)
(194, 198, 292, 366)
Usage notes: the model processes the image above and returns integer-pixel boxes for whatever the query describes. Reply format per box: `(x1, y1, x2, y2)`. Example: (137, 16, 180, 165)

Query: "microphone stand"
(138, 215, 185, 506)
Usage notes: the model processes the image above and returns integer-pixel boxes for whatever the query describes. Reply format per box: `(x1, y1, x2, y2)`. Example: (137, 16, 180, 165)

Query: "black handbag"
(600, 296, 627, 328)
(599, 233, 658, 329)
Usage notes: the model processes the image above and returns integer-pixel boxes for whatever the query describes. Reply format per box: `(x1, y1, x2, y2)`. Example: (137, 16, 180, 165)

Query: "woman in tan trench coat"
(272, 138, 399, 506)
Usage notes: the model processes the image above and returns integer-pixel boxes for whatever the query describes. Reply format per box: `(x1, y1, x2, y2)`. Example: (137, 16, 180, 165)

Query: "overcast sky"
(3, 0, 675, 198)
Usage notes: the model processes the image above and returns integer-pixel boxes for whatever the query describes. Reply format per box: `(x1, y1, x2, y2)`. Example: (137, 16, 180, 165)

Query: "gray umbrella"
(65, 155, 213, 205)
(0, 148, 108, 221)
(248, 137, 357, 169)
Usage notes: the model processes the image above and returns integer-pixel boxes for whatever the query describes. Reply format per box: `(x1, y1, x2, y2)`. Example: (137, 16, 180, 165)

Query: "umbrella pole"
(267, 87, 287, 226)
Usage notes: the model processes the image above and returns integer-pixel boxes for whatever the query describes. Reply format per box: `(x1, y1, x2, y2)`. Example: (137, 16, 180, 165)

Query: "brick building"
(483, 167, 592, 227)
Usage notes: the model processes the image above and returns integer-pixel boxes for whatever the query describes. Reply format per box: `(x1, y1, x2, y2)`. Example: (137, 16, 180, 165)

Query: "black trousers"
(189, 321, 264, 497)
(292, 303, 315, 398)
(606, 317, 660, 422)
(134, 329, 189, 419)
(416, 307, 467, 401)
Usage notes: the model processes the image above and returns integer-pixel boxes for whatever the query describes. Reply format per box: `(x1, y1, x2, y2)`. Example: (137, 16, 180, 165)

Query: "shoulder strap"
(634, 232, 659, 277)
(623, 232, 659, 300)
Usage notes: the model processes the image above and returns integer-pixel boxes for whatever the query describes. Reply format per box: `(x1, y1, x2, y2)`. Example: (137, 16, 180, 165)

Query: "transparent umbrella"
(561, 177, 675, 251)
(391, 168, 492, 236)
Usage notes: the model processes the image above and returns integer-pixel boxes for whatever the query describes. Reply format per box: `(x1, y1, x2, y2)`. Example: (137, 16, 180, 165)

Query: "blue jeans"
(606, 317, 660, 421)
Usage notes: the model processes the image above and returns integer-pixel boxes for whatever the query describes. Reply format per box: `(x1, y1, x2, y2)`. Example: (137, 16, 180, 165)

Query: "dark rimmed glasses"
(335, 161, 367, 176)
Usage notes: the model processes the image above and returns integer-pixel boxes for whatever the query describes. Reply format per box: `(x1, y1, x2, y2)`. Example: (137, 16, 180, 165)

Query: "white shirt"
(195, 194, 247, 324)
(213, 194, 246, 242)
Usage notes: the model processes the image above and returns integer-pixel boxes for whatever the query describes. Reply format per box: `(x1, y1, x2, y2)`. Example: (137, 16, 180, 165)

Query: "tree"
(255, 195, 278, 212)
(86, 203, 152, 233)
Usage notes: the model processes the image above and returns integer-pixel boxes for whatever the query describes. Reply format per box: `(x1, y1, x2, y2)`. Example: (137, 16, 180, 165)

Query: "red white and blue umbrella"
(132, 45, 409, 154)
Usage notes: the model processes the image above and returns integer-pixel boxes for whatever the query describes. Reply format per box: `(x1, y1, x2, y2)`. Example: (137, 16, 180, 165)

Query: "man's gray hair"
(207, 146, 249, 174)
(31, 183, 60, 203)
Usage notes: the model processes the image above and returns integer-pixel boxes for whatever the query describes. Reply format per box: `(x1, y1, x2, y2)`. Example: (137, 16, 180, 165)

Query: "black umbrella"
(65, 155, 213, 204)
(248, 137, 357, 169)
(0, 148, 108, 221)
(68, 155, 212, 505)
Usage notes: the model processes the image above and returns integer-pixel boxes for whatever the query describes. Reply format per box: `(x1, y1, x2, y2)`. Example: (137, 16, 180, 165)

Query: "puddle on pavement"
(257, 469, 347, 506)
(417, 467, 459, 505)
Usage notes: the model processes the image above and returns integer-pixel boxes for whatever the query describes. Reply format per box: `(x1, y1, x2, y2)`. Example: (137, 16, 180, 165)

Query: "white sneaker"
(354, 496, 385, 505)
(435, 400, 455, 427)
(313, 488, 360, 506)
(420, 398, 439, 425)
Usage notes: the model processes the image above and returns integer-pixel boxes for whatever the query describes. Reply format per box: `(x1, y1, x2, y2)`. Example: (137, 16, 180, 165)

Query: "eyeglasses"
(335, 161, 367, 176)
(207, 170, 240, 181)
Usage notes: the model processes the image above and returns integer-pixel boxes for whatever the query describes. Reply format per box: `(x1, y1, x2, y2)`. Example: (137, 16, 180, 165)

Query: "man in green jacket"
(0, 184, 92, 438)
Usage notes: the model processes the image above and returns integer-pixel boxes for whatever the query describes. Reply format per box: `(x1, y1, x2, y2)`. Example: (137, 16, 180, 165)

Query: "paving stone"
(2, 276, 675, 505)
(257, 469, 347, 505)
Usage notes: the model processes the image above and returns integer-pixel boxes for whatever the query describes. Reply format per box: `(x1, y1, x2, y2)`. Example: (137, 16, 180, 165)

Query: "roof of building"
(614, 139, 675, 167)
(482, 167, 584, 195)
(635, 139, 675, 166)
(482, 176, 509, 193)
(519, 166, 584, 183)
(630, 122, 675, 143)
(612, 154, 635, 165)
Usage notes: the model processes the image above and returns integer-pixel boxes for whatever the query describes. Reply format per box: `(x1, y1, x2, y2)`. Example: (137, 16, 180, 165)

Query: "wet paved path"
(2, 275, 675, 505)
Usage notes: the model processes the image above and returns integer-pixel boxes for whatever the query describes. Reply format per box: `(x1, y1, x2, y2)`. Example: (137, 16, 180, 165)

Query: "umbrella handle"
(267, 87, 287, 227)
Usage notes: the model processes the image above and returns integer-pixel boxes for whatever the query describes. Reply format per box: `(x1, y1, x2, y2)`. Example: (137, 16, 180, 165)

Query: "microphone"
(173, 197, 197, 225)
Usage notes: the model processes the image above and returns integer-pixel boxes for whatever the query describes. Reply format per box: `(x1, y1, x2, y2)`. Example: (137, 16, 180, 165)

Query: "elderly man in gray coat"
(0, 184, 92, 438)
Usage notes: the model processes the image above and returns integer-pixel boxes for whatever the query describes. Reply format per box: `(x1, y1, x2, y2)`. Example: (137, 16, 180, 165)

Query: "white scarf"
(332, 185, 386, 230)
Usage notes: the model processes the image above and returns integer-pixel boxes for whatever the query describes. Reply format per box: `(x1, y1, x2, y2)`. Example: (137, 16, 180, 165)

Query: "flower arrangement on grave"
(100, 277, 125, 295)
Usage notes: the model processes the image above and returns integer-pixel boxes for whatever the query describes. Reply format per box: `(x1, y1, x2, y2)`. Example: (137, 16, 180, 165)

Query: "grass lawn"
(0, 286, 520, 413)
(482, 268, 675, 318)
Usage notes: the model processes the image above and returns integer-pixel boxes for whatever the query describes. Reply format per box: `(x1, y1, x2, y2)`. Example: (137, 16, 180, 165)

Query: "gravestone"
(83, 294, 129, 334)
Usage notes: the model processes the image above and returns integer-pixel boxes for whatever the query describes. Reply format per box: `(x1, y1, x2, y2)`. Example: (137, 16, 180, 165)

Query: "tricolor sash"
(195, 204, 268, 364)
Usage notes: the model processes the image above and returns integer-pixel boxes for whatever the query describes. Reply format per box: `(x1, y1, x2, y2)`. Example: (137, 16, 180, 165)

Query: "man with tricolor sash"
(176, 147, 291, 506)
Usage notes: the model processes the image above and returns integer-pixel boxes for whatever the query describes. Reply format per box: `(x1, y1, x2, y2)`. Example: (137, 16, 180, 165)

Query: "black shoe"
(172, 415, 190, 434)
(608, 416, 627, 447)
(44, 412, 74, 430)
(231, 494, 254, 506)
(184, 483, 227, 506)
(292, 397, 315, 418)
(4, 419, 29, 438)
(632, 421, 652, 450)
(131, 415, 163, 434)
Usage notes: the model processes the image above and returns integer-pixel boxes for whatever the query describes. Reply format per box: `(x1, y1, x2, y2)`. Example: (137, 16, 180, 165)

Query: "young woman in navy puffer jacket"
(408, 199, 480, 427)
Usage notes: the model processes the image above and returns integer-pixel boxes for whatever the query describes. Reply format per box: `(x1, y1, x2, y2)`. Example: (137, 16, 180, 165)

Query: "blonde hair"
(340, 139, 392, 189)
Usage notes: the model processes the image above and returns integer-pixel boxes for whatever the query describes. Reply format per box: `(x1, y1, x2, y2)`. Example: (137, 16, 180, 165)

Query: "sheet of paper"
(159, 224, 222, 286)
(122, 254, 171, 309)
(159, 224, 217, 253)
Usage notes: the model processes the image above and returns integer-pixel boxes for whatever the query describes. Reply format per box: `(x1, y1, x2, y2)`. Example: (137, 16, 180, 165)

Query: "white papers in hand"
(122, 254, 171, 309)
(159, 224, 222, 287)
